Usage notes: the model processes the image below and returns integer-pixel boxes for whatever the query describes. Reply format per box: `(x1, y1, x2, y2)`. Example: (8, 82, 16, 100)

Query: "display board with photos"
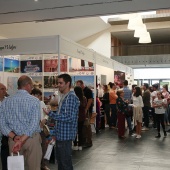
(0, 56, 3, 71)
(4, 56, 20, 73)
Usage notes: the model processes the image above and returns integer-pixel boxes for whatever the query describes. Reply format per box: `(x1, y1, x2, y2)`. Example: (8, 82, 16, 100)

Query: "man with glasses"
(0, 75, 42, 170)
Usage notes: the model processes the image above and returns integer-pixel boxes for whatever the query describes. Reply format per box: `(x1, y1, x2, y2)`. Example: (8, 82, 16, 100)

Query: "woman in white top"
(153, 91, 167, 138)
(132, 86, 144, 139)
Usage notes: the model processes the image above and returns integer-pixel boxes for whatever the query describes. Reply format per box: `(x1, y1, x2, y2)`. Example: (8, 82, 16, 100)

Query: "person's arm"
(85, 98, 93, 113)
(139, 96, 144, 107)
(49, 94, 80, 122)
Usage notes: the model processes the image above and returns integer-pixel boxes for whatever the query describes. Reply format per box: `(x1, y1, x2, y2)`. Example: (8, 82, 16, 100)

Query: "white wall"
(134, 68, 170, 79)
(78, 30, 111, 58)
(96, 64, 114, 85)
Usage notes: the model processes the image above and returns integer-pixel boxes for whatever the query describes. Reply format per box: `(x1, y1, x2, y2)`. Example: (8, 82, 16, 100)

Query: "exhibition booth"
(0, 35, 134, 111)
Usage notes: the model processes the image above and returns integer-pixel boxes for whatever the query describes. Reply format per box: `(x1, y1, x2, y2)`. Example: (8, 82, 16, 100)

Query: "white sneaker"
(78, 146, 82, 150)
(142, 127, 149, 131)
(136, 135, 141, 139)
(72, 146, 78, 150)
(131, 133, 137, 137)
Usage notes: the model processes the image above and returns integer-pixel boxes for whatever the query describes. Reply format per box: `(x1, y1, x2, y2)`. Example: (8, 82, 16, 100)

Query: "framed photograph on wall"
(20, 60, 42, 73)
(114, 71, 125, 88)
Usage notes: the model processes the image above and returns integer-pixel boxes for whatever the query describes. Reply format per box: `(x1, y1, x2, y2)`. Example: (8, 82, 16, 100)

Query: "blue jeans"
(126, 116, 132, 132)
(56, 140, 73, 170)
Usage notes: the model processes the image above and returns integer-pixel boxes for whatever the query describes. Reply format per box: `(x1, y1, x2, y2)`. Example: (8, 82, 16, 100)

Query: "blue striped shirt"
(123, 86, 132, 102)
(0, 90, 41, 137)
(49, 91, 80, 141)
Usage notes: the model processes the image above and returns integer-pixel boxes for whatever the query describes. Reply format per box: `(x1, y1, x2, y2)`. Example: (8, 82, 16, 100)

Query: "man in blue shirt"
(0, 75, 42, 170)
(48, 74, 80, 170)
(123, 80, 133, 135)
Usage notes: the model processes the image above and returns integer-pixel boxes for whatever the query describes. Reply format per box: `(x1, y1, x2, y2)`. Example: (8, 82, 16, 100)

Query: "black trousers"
(156, 114, 165, 133)
(1, 135, 9, 170)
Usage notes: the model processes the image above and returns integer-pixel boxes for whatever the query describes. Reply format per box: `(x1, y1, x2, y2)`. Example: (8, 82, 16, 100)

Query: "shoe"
(83, 143, 93, 148)
(142, 127, 149, 131)
(72, 146, 78, 150)
(41, 166, 50, 170)
(155, 133, 161, 138)
(131, 133, 137, 137)
(166, 129, 170, 132)
(164, 131, 167, 137)
(78, 146, 82, 150)
(129, 131, 133, 135)
(136, 135, 141, 139)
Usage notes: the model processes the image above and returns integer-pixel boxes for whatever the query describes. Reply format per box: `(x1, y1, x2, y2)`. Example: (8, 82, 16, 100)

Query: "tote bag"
(44, 139, 55, 160)
(8, 152, 24, 170)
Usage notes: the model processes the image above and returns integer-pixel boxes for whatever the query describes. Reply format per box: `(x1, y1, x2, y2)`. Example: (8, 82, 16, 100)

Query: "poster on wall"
(114, 71, 125, 88)
(31, 76, 42, 89)
(71, 75, 94, 89)
(7, 77, 18, 95)
(69, 58, 94, 72)
(0, 57, 3, 71)
(4, 58, 19, 73)
(20, 60, 42, 73)
(44, 76, 58, 88)
(60, 59, 67, 72)
(44, 59, 58, 72)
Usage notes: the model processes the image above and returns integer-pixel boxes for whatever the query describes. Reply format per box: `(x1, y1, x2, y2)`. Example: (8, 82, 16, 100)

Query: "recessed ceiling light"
(34, 0, 38, 2)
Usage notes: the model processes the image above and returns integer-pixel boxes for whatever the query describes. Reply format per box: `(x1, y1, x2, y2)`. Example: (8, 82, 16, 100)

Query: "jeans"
(110, 104, 117, 127)
(126, 116, 132, 132)
(143, 106, 150, 128)
(56, 140, 73, 170)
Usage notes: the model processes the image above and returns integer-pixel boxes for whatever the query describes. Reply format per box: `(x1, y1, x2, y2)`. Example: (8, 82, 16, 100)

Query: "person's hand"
(13, 135, 21, 143)
(43, 108, 50, 114)
(12, 140, 24, 153)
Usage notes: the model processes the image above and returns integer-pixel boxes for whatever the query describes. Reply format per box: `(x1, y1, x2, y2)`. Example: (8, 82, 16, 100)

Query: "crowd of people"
(0, 73, 170, 170)
(0, 74, 94, 170)
(100, 80, 170, 139)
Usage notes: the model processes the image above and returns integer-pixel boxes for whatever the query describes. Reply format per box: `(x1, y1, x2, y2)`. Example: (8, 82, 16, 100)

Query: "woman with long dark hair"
(73, 86, 87, 150)
(102, 85, 110, 127)
(132, 86, 143, 139)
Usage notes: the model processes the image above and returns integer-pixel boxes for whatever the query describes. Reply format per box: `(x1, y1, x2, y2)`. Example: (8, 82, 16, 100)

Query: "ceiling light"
(128, 14, 143, 30)
(134, 24, 147, 38)
(34, 0, 38, 1)
(139, 32, 152, 43)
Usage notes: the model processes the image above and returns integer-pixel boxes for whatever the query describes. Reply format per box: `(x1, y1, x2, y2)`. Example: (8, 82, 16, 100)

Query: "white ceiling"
(0, 17, 110, 42)
(0, 1, 170, 68)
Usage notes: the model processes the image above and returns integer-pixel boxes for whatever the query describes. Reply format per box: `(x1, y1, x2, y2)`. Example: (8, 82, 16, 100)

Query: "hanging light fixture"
(127, 14, 143, 30)
(134, 24, 147, 38)
(139, 32, 152, 43)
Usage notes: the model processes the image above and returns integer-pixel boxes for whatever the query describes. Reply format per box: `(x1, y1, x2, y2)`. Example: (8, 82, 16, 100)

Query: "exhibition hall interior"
(0, 1, 170, 170)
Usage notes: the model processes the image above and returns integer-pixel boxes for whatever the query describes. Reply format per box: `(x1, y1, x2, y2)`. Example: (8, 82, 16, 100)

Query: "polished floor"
(1, 126, 170, 170)
(48, 125, 170, 170)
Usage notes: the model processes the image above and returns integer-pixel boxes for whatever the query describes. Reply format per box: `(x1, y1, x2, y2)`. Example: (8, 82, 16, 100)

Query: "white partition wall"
(0, 35, 133, 108)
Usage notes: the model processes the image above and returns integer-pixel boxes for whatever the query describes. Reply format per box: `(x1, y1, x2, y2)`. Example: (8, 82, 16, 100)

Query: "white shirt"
(154, 98, 167, 114)
(40, 101, 48, 121)
(132, 95, 144, 107)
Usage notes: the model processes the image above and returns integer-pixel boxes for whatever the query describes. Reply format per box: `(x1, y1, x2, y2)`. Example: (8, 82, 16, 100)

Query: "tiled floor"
(49, 126, 170, 170)
(1, 126, 170, 170)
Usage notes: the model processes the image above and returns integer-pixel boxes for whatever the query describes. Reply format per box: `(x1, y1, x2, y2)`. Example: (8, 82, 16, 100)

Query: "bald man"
(0, 76, 42, 170)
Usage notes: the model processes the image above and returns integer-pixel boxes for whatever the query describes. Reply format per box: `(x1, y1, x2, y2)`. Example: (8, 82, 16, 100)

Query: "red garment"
(117, 112, 125, 137)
